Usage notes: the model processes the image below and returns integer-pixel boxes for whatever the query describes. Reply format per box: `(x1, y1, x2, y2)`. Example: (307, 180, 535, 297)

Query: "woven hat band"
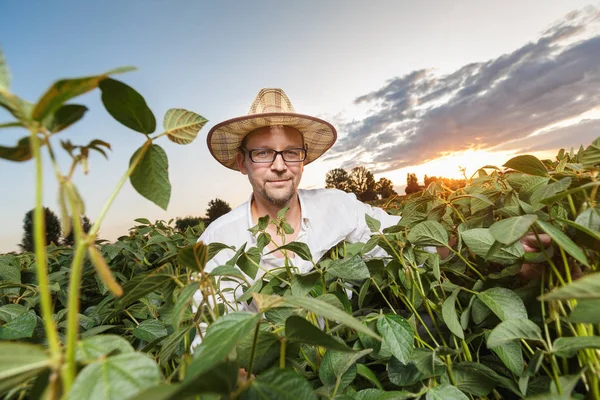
(248, 88, 296, 114)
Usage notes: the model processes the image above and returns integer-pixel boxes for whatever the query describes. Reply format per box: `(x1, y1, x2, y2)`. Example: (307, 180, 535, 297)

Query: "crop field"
(1, 49, 600, 399)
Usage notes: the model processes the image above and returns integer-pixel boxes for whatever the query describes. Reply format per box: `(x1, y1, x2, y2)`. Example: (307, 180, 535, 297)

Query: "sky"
(1, 0, 599, 252)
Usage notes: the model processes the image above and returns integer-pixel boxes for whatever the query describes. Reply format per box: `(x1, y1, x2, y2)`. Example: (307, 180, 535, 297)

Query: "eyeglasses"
(240, 147, 307, 163)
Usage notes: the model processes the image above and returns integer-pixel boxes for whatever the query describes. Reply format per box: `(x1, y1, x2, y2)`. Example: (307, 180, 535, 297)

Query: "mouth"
(267, 178, 292, 184)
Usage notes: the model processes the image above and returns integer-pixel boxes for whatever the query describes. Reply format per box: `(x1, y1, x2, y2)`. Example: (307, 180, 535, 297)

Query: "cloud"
(329, 6, 600, 173)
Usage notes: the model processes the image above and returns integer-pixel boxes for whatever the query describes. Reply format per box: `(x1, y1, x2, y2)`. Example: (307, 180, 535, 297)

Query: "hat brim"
(207, 112, 337, 171)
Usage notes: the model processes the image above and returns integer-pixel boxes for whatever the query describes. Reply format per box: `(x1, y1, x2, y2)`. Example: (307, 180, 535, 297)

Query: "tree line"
(405, 173, 467, 194)
(325, 166, 397, 201)
(17, 199, 232, 253)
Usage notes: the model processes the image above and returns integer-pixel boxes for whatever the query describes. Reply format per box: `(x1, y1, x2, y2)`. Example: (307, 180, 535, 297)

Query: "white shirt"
(191, 188, 402, 347)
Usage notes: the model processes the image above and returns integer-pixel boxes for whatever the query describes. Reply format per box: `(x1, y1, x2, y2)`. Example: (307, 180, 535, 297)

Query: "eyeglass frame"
(239, 146, 308, 163)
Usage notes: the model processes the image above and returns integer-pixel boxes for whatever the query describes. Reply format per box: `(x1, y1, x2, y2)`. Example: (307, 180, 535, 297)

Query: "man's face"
(237, 125, 304, 207)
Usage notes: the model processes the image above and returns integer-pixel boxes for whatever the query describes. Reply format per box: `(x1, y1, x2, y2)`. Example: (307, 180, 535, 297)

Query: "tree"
(175, 216, 205, 232)
(20, 207, 62, 252)
(206, 198, 232, 225)
(376, 177, 397, 199)
(62, 216, 93, 246)
(349, 166, 377, 201)
(405, 173, 421, 194)
(325, 168, 351, 192)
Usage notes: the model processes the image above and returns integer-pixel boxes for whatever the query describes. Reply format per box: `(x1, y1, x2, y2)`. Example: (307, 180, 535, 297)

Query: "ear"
(237, 151, 247, 175)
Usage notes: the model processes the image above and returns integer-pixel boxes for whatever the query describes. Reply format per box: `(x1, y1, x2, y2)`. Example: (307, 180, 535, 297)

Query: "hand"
(520, 233, 551, 253)
(238, 368, 255, 384)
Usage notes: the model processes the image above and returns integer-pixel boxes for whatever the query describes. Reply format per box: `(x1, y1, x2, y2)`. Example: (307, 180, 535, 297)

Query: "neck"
(251, 192, 301, 224)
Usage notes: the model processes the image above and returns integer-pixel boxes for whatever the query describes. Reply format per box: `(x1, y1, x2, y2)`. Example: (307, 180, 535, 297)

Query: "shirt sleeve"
(344, 194, 436, 256)
(345, 194, 400, 244)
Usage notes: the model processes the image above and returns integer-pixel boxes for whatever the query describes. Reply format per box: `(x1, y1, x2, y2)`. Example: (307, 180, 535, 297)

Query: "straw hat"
(207, 88, 337, 170)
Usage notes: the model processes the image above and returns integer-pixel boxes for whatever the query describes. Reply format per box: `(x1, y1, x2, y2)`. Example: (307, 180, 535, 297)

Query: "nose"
(270, 152, 287, 171)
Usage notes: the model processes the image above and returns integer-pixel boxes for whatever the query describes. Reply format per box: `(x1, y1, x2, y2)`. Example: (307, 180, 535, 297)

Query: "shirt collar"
(245, 190, 311, 231)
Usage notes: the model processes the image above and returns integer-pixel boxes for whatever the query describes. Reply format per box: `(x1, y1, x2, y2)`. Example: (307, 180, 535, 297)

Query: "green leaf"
(411, 348, 445, 377)
(568, 299, 600, 323)
(535, 219, 589, 267)
(327, 254, 370, 281)
(32, 66, 135, 122)
(503, 155, 548, 176)
(210, 265, 246, 279)
(365, 214, 381, 232)
(80, 325, 118, 338)
(236, 329, 280, 374)
(237, 247, 261, 279)
(188, 312, 260, 378)
(242, 368, 317, 400)
(270, 241, 313, 261)
(99, 78, 156, 133)
(283, 296, 380, 340)
(388, 357, 425, 387)
(158, 326, 192, 363)
(461, 228, 524, 264)
(291, 271, 320, 297)
(540, 272, 600, 301)
(442, 289, 464, 339)
(568, 206, 600, 242)
(0, 342, 50, 395)
(163, 108, 207, 144)
(130, 144, 170, 210)
(476, 287, 527, 321)
(426, 384, 468, 400)
(0, 304, 27, 322)
(485, 331, 524, 375)
(133, 320, 168, 342)
(453, 362, 521, 396)
(376, 314, 414, 363)
(178, 360, 238, 397)
(490, 215, 538, 245)
(114, 270, 173, 310)
(354, 389, 412, 400)
(319, 348, 371, 387)
(171, 283, 197, 328)
(356, 364, 384, 390)
(407, 220, 448, 247)
(178, 241, 209, 272)
(124, 384, 183, 400)
(44, 104, 87, 133)
(67, 353, 161, 400)
(76, 334, 134, 363)
(0, 136, 32, 162)
(285, 316, 352, 351)
(552, 337, 600, 357)
(581, 136, 600, 168)
(540, 182, 600, 204)
(0, 310, 36, 339)
(487, 318, 542, 348)
(530, 177, 571, 205)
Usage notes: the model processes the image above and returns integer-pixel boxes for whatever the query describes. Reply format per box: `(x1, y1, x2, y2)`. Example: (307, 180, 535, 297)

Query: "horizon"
(1, 1, 599, 252)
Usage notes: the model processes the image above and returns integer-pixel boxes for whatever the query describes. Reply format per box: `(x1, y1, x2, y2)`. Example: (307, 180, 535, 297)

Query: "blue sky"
(1, 1, 599, 252)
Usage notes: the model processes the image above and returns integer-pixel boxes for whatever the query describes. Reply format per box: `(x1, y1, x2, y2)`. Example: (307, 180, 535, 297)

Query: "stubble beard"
(263, 184, 295, 207)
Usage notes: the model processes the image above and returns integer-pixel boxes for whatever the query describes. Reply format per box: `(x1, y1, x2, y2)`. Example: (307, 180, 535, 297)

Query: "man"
(192, 88, 549, 346)
(191, 89, 411, 346)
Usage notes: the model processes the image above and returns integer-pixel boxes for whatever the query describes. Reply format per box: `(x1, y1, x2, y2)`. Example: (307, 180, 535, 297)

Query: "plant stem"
(247, 321, 261, 375)
(62, 187, 88, 392)
(29, 129, 62, 365)
(370, 278, 396, 314)
(279, 338, 287, 368)
(87, 140, 151, 238)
